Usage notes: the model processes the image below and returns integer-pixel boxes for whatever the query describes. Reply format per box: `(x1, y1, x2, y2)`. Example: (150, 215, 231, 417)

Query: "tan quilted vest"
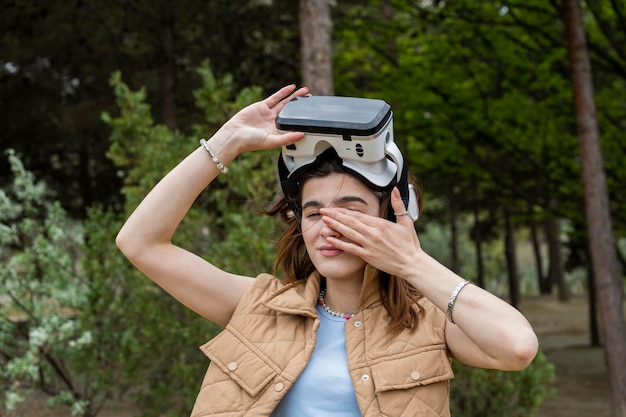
(190, 266, 453, 417)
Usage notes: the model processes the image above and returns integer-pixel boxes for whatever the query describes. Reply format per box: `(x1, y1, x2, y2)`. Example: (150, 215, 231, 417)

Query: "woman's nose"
(320, 221, 341, 239)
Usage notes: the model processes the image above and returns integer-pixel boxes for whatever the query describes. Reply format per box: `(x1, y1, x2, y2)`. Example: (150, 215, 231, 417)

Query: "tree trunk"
(299, 0, 334, 95)
(562, 0, 626, 415)
(160, 2, 177, 130)
(472, 203, 485, 288)
(544, 211, 568, 300)
(587, 260, 601, 347)
(541, 217, 555, 294)
(504, 203, 520, 307)
(527, 202, 545, 294)
(450, 199, 460, 273)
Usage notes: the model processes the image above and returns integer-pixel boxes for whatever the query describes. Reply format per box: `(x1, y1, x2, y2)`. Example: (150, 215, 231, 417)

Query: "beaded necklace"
(318, 289, 355, 320)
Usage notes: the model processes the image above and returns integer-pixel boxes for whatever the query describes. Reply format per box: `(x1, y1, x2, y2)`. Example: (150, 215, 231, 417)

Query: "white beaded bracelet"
(199, 138, 228, 174)
(446, 280, 472, 324)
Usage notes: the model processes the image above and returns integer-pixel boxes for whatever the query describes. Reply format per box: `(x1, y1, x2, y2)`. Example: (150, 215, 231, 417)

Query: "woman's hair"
(265, 155, 425, 333)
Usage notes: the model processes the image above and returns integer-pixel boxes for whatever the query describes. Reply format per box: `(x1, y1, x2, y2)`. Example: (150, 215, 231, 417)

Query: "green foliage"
(0, 151, 194, 416)
(0, 150, 97, 416)
(0, 149, 190, 416)
(103, 71, 190, 211)
(450, 350, 556, 417)
(105, 61, 282, 277)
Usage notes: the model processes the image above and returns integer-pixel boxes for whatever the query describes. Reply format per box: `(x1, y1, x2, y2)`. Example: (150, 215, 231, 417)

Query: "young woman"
(116, 85, 538, 417)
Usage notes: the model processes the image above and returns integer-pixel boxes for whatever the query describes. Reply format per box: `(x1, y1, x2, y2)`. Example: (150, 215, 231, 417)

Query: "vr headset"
(276, 95, 419, 222)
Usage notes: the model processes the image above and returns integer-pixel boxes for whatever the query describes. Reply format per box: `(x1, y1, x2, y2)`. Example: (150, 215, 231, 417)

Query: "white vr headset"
(276, 95, 419, 222)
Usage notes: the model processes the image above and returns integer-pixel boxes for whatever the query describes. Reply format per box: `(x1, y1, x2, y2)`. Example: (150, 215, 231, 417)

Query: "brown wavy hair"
(265, 156, 425, 333)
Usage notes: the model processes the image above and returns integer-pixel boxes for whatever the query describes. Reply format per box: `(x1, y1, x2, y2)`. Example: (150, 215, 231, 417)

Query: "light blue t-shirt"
(270, 304, 361, 417)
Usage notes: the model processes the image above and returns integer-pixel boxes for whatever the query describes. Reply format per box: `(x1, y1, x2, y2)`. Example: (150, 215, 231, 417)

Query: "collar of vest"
(262, 275, 319, 318)
(262, 265, 382, 317)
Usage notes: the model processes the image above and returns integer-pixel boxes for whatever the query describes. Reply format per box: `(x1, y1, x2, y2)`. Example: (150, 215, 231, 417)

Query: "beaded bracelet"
(199, 138, 228, 174)
(446, 280, 472, 324)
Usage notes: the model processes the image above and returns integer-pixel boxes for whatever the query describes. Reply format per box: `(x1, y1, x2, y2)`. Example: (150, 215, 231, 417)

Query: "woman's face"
(300, 173, 382, 282)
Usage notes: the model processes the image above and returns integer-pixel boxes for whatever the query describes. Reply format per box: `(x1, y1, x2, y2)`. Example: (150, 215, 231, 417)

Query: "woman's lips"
(319, 245, 343, 257)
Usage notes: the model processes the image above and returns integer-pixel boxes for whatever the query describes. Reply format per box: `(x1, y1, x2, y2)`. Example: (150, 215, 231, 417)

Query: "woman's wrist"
(402, 251, 468, 306)
(203, 127, 242, 167)
(200, 139, 229, 174)
(400, 249, 436, 283)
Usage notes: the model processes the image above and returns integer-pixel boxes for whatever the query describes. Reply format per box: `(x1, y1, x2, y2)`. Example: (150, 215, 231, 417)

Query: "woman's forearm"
(405, 253, 538, 370)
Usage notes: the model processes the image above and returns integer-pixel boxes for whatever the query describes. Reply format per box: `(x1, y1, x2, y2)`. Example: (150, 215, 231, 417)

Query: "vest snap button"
(227, 362, 238, 371)
(354, 320, 362, 327)
(361, 374, 370, 381)
(275, 382, 284, 392)
(411, 371, 421, 381)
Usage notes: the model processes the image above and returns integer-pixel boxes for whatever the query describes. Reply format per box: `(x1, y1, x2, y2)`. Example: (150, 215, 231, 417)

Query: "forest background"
(1, 1, 625, 417)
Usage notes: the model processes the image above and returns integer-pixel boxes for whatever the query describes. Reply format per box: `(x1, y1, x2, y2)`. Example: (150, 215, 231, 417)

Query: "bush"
(0, 150, 98, 416)
(450, 349, 555, 417)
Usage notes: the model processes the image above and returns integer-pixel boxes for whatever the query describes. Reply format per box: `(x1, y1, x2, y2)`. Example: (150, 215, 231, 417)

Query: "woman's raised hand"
(220, 85, 309, 154)
(319, 187, 423, 279)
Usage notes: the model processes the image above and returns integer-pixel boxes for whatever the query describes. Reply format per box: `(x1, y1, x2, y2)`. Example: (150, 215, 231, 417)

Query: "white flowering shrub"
(0, 150, 100, 416)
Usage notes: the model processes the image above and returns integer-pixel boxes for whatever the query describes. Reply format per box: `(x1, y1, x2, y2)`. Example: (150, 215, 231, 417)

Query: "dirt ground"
(7, 294, 613, 417)
(519, 294, 611, 417)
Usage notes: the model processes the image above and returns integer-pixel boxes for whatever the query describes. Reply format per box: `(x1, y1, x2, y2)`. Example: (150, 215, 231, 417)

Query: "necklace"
(318, 289, 355, 320)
